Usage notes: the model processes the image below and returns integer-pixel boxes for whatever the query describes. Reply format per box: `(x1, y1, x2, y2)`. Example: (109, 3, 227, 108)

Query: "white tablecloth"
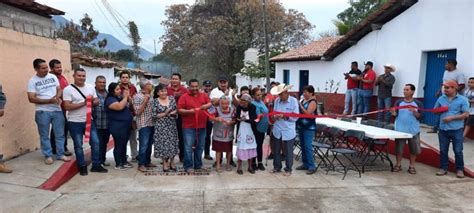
(316, 118, 413, 140)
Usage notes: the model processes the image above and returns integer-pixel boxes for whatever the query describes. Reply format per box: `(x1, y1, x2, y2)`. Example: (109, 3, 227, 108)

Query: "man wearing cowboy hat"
(270, 84, 299, 176)
(376, 64, 396, 123)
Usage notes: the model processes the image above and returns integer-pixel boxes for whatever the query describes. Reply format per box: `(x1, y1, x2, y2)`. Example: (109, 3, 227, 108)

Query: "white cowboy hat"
(270, 83, 293, 95)
(383, 64, 396, 72)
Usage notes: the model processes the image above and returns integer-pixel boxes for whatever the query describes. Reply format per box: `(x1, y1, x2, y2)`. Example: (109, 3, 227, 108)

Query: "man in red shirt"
(49, 59, 72, 156)
(119, 71, 138, 162)
(167, 73, 188, 162)
(343, 62, 362, 115)
(178, 79, 211, 173)
(356, 61, 376, 115)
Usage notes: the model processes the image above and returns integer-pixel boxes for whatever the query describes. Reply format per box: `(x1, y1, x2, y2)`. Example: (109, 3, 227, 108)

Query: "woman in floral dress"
(152, 84, 179, 172)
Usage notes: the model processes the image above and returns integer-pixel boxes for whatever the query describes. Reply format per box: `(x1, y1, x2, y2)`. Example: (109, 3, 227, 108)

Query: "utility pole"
(154, 39, 157, 56)
(262, 0, 271, 92)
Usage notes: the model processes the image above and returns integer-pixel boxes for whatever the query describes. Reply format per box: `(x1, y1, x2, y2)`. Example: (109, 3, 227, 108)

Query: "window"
(283, 69, 290, 85)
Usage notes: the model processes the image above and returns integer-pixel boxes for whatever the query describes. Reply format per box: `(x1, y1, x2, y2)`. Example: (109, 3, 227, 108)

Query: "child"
(210, 96, 235, 172)
(235, 94, 258, 175)
(464, 77, 474, 137)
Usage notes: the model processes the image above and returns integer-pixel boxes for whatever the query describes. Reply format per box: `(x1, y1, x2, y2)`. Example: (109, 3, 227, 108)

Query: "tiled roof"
(1, 0, 65, 18)
(270, 36, 342, 62)
(270, 0, 418, 62)
(323, 0, 418, 60)
(71, 53, 118, 68)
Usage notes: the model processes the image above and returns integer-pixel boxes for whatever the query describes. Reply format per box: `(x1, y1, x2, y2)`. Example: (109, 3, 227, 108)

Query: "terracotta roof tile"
(270, 36, 342, 62)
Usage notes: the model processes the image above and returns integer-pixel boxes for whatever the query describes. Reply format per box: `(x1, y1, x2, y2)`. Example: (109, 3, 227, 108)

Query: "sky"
(37, 0, 349, 54)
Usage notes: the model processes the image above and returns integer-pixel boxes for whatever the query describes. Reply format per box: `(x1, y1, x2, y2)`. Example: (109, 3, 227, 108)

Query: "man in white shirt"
(27, 58, 70, 165)
(63, 68, 107, 176)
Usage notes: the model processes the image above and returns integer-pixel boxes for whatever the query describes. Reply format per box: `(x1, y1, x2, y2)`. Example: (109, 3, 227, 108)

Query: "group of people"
(343, 59, 468, 178)
(0, 58, 468, 179)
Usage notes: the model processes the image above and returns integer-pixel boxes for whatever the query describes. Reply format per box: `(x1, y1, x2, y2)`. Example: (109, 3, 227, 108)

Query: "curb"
(387, 140, 473, 178)
(39, 139, 115, 191)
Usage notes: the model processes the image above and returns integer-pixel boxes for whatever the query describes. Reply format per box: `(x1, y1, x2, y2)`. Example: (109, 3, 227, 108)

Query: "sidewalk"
(419, 125, 474, 172)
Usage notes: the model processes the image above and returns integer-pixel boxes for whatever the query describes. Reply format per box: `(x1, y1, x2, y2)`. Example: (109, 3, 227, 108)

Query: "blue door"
(283, 69, 290, 85)
(423, 49, 457, 126)
(299, 70, 309, 96)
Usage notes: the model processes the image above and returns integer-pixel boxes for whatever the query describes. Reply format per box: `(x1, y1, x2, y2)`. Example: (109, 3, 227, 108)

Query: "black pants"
(109, 121, 131, 166)
(176, 116, 185, 160)
(97, 128, 110, 164)
(50, 110, 68, 154)
(253, 131, 266, 164)
(205, 120, 213, 156)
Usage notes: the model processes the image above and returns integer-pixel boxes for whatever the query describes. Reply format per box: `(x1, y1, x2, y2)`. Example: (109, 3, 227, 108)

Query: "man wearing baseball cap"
(202, 80, 213, 160)
(356, 61, 376, 116)
(434, 80, 469, 178)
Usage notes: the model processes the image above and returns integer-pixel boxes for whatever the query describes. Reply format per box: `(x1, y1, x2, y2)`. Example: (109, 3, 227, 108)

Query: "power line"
(92, 0, 127, 39)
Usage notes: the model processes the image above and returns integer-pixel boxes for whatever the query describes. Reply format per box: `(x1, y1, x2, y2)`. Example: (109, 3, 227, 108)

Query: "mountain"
(52, 16, 154, 60)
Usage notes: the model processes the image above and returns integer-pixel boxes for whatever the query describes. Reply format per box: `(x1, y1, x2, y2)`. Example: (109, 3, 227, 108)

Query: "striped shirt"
(133, 92, 154, 130)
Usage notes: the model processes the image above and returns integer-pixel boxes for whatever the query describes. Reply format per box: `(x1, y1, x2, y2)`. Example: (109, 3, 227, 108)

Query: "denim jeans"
(109, 120, 131, 167)
(344, 88, 358, 114)
(35, 111, 65, 158)
(183, 128, 206, 170)
(298, 129, 316, 170)
(377, 97, 392, 123)
(438, 129, 464, 171)
(97, 128, 110, 164)
(68, 121, 101, 168)
(271, 134, 295, 172)
(138, 126, 154, 166)
(357, 89, 373, 114)
(50, 110, 69, 154)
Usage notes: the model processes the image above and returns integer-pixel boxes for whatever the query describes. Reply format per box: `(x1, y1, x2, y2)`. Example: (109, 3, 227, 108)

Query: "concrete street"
(1, 132, 473, 212)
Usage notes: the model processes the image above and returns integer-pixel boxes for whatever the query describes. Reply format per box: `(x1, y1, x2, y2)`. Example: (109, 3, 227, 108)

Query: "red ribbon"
(84, 96, 92, 143)
(254, 105, 449, 122)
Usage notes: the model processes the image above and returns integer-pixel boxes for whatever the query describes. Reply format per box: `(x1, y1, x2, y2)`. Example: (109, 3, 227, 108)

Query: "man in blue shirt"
(391, 84, 423, 174)
(270, 84, 299, 176)
(434, 80, 469, 178)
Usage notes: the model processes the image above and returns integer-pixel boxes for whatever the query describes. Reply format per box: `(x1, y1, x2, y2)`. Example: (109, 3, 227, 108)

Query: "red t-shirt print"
(177, 92, 211, 129)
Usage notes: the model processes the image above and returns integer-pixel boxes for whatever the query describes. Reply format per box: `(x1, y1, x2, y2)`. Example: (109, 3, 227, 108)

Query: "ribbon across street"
(84, 96, 93, 143)
(254, 105, 449, 122)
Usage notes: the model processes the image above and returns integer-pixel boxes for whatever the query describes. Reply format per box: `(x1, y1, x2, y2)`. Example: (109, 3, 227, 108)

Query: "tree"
(112, 49, 137, 62)
(160, 0, 313, 82)
(333, 0, 388, 35)
(240, 47, 286, 79)
(128, 21, 141, 64)
(56, 13, 100, 52)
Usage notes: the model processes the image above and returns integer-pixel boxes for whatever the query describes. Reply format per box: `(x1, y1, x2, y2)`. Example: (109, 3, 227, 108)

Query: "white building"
(271, 0, 473, 125)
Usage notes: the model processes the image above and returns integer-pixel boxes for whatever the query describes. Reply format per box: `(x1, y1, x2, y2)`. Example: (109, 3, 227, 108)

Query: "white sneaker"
(45, 157, 54, 165)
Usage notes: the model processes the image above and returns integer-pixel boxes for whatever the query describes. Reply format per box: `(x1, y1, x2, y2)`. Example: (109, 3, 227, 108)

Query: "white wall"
(235, 73, 274, 90)
(275, 0, 473, 98)
(81, 65, 116, 86)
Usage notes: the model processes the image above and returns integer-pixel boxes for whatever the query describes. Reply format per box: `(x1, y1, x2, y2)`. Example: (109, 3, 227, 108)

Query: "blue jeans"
(357, 89, 372, 114)
(183, 128, 206, 170)
(298, 129, 316, 170)
(438, 129, 464, 171)
(138, 126, 154, 166)
(68, 121, 100, 168)
(96, 128, 110, 164)
(377, 97, 392, 123)
(344, 88, 358, 114)
(35, 111, 65, 158)
(109, 120, 131, 167)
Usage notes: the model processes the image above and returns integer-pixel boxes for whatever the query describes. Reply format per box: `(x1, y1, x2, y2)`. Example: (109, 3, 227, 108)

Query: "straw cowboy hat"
(270, 83, 293, 95)
(383, 64, 396, 72)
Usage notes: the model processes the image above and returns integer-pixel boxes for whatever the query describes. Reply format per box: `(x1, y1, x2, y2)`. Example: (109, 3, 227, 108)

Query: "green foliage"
(333, 0, 388, 35)
(127, 21, 141, 63)
(111, 49, 139, 62)
(160, 0, 313, 81)
(240, 48, 286, 79)
(56, 13, 100, 52)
